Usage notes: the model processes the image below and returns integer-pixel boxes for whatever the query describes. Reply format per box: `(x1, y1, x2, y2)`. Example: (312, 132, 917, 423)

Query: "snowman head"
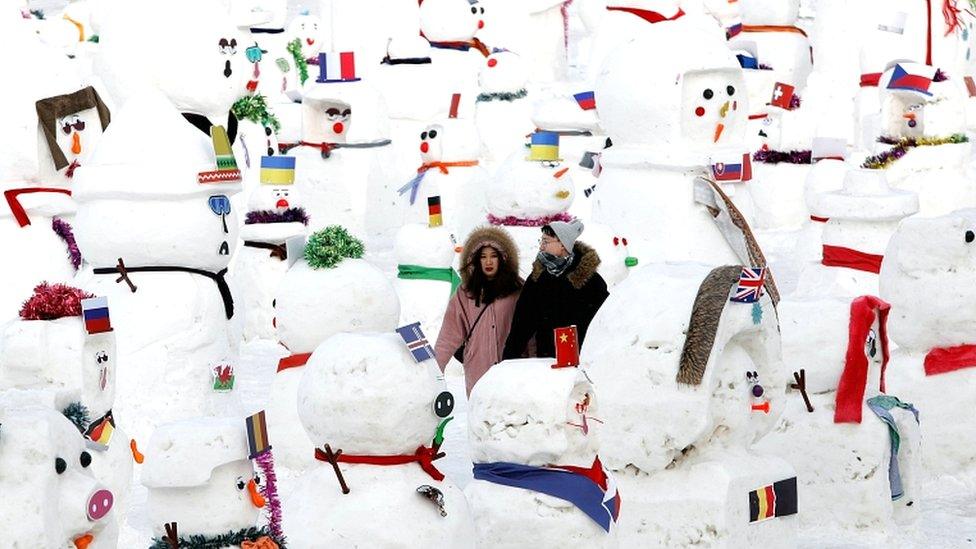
(247, 181, 300, 213)
(479, 51, 528, 95)
(487, 151, 574, 219)
(286, 13, 324, 58)
(419, 123, 445, 162)
(419, 0, 484, 42)
(302, 97, 351, 144)
(35, 87, 111, 176)
(680, 69, 746, 147)
(879, 63, 965, 138)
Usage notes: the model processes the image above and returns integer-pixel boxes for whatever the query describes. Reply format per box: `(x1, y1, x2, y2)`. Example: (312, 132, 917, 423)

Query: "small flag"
(730, 267, 766, 304)
(260, 156, 296, 185)
(316, 51, 360, 83)
(887, 63, 936, 96)
(428, 195, 443, 227)
(965, 76, 976, 98)
(84, 410, 115, 450)
(81, 296, 111, 334)
(711, 153, 751, 182)
(574, 91, 596, 111)
(246, 410, 272, 458)
(552, 326, 579, 368)
(449, 93, 461, 119)
(769, 82, 795, 110)
(527, 131, 561, 161)
(396, 322, 436, 363)
(212, 364, 235, 392)
(811, 137, 847, 161)
(748, 477, 798, 522)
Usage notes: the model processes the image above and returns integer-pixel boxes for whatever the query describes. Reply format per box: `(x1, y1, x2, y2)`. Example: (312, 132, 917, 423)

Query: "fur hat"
(460, 226, 519, 286)
(35, 86, 111, 170)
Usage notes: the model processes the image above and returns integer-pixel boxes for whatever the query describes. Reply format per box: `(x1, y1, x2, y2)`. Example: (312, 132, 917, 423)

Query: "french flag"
(574, 91, 596, 111)
(316, 52, 360, 83)
(887, 63, 935, 96)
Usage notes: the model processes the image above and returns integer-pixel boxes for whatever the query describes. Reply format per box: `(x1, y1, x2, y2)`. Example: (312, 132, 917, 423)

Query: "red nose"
(478, 20, 484, 29)
(487, 58, 497, 68)
(420, 142, 429, 153)
(276, 199, 289, 209)
(333, 122, 344, 134)
(306, 38, 314, 46)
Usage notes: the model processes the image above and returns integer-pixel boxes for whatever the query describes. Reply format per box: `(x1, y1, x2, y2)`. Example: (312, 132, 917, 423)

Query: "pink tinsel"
(52, 217, 82, 271)
(487, 211, 573, 227)
(255, 450, 284, 539)
(561, 0, 573, 51)
(19, 282, 93, 320)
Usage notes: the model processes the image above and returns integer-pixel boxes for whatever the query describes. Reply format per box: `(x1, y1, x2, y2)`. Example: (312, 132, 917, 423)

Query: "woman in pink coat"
(435, 226, 522, 395)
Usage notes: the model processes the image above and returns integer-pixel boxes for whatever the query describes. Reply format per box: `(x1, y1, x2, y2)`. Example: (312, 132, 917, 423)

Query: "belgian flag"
(749, 477, 797, 522)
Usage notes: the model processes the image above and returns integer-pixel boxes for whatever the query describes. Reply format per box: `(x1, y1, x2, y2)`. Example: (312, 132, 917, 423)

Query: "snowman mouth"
(306, 38, 315, 46)
(99, 368, 107, 391)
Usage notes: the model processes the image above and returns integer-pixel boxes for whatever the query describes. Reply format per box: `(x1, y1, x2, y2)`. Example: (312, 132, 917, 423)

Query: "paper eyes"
(218, 38, 238, 55)
(324, 108, 351, 121)
(60, 115, 85, 134)
(434, 391, 454, 418)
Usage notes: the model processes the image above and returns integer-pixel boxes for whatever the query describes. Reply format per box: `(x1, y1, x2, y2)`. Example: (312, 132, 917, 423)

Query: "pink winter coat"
(435, 288, 520, 396)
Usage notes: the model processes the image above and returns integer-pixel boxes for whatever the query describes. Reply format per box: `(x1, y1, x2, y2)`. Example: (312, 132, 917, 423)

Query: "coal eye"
(727, 85, 735, 96)
(471, 6, 477, 13)
(80, 451, 92, 468)
(253, 473, 263, 485)
(702, 89, 714, 100)
(622, 238, 628, 246)
(55, 457, 67, 475)
(613, 237, 619, 246)
(966, 230, 974, 243)
(420, 131, 427, 140)
(480, 6, 484, 13)
(236, 477, 247, 490)
(429, 130, 438, 139)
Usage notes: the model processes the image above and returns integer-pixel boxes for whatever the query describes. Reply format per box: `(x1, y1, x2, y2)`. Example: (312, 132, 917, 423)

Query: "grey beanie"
(548, 219, 584, 251)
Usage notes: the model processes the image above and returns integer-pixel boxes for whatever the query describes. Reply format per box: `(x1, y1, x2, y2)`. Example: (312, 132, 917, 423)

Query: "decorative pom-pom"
(62, 402, 91, 432)
(304, 225, 364, 269)
(18, 282, 93, 320)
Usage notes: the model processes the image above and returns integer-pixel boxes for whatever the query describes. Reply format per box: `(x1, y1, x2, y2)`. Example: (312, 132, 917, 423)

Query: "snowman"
(263, 10, 326, 119)
(466, 359, 620, 548)
(792, 157, 850, 263)
(394, 207, 460, 347)
(35, 86, 112, 184)
(72, 91, 243, 443)
(592, 17, 760, 267)
(581, 262, 797, 546)
(143, 417, 283, 548)
(792, 169, 917, 299)
(267, 226, 400, 476)
(233, 157, 308, 341)
(0, 286, 134, 526)
(0, 404, 116, 549)
(398, 93, 488, 237)
(475, 50, 534, 164)
(484, 133, 576, 277)
(868, 62, 976, 216)
(282, 332, 475, 547)
(880, 209, 976, 476)
(420, 0, 492, 95)
(582, 223, 639, 289)
(764, 296, 921, 542)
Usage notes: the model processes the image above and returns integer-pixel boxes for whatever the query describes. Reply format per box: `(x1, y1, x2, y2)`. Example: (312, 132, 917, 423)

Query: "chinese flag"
(769, 82, 795, 110)
(552, 325, 580, 368)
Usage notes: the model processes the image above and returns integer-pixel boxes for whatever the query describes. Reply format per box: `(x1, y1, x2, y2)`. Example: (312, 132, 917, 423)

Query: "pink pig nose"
(87, 489, 113, 521)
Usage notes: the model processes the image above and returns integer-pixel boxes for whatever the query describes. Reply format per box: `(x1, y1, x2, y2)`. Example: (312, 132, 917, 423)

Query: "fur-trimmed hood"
(530, 241, 601, 290)
(460, 226, 521, 287)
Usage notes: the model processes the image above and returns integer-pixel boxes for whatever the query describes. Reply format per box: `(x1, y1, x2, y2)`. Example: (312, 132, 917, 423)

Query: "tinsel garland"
(255, 451, 284, 539)
(62, 402, 91, 432)
(286, 39, 309, 86)
(789, 93, 802, 110)
(476, 89, 528, 103)
(758, 63, 774, 70)
(752, 149, 812, 164)
(487, 211, 573, 227)
(52, 217, 82, 270)
(861, 133, 968, 169)
(87, 34, 99, 43)
(19, 282, 92, 320)
(244, 207, 309, 225)
(934, 69, 949, 82)
(304, 225, 365, 269)
(232, 95, 282, 133)
(150, 526, 285, 549)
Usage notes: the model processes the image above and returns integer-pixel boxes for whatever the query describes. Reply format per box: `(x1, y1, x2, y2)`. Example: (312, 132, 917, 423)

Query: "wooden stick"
(163, 522, 178, 549)
(323, 444, 351, 494)
(115, 258, 137, 292)
(790, 369, 814, 413)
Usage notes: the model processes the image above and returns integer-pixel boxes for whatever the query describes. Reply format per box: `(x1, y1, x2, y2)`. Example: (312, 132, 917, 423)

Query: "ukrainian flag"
(261, 156, 296, 185)
(527, 131, 561, 161)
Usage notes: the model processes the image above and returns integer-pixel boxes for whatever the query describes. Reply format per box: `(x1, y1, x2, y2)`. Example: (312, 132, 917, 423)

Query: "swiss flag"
(769, 82, 795, 110)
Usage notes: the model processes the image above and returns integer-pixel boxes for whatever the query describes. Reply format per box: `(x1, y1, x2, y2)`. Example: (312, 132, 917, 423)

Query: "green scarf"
(397, 264, 461, 293)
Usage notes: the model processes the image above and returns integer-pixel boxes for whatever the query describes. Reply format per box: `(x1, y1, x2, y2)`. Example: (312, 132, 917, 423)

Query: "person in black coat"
(503, 219, 609, 359)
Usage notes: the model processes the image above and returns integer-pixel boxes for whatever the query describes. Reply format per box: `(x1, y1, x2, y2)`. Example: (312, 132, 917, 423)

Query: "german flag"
(748, 477, 797, 522)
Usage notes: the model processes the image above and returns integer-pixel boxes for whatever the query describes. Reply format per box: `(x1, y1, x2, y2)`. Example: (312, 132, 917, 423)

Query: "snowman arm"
(434, 291, 469, 371)
(503, 277, 540, 360)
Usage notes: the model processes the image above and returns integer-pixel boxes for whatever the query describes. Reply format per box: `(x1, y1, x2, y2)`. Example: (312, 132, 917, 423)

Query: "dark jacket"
(502, 241, 609, 359)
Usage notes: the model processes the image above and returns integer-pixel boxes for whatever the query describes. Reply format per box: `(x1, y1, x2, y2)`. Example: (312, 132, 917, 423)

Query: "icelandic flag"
(317, 51, 360, 83)
(887, 63, 935, 96)
(473, 458, 621, 532)
(81, 296, 111, 334)
(574, 91, 596, 111)
(260, 156, 296, 185)
(730, 267, 766, 303)
(396, 322, 436, 363)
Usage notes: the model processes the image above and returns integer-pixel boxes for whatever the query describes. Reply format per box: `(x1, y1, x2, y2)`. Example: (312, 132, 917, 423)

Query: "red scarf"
(924, 344, 976, 375)
(418, 160, 479, 175)
(834, 296, 890, 423)
(821, 244, 884, 274)
(277, 352, 312, 372)
(428, 38, 490, 57)
(314, 444, 445, 481)
(605, 6, 685, 24)
(4, 187, 72, 227)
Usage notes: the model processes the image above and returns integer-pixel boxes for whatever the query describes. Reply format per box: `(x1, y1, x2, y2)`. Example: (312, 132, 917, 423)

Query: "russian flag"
(81, 296, 112, 334)
(887, 63, 935, 96)
(260, 155, 296, 184)
(317, 51, 360, 83)
(574, 91, 596, 111)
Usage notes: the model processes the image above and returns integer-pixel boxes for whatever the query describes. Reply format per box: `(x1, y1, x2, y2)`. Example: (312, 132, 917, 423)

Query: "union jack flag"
(396, 322, 436, 363)
(730, 267, 766, 303)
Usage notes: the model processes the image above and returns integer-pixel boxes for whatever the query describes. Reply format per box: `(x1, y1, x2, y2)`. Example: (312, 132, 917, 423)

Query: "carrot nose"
(713, 123, 725, 143)
(71, 132, 82, 155)
(903, 113, 916, 120)
(553, 167, 569, 179)
(247, 479, 266, 508)
(74, 533, 94, 549)
(130, 439, 144, 464)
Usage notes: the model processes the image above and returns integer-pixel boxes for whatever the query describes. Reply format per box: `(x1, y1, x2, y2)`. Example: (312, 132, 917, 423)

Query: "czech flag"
(81, 296, 112, 334)
(574, 91, 596, 111)
(887, 63, 935, 96)
(260, 155, 296, 185)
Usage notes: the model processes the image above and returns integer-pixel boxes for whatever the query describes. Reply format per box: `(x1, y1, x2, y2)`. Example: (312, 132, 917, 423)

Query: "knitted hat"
(548, 219, 583, 251)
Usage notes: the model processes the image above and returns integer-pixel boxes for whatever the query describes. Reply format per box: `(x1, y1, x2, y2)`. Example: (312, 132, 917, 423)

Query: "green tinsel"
(476, 89, 528, 103)
(232, 94, 282, 133)
(861, 133, 969, 169)
(62, 402, 90, 432)
(150, 526, 286, 549)
(87, 34, 99, 43)
(286, 39, 309, 86)
(30, 9, 44, 19)
(304, 225, 364, 269)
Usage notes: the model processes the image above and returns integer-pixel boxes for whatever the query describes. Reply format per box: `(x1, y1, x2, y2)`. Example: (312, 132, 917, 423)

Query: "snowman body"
(475, 51, 534, 165)
(394, 224, 458, 347)
(792, 159, 849, 263)
(581, 262, 797, 546)
(282, 333, 475, 547)
(465, 360, 617, 548)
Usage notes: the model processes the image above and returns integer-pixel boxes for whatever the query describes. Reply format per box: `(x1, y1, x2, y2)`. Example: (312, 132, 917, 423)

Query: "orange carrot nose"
(713, 123, 725, 143)
(553, 167, 569, 179)
(903, 113, 916, 120)
(247, 479, 266, 508)
(74, 533, 94, 549)
(71, 132, 82, 155)
(130, 439, 144, 464)
(454, 245, 463, 253)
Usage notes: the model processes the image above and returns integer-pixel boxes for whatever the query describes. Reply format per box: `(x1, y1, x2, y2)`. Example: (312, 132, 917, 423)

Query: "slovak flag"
(711, 153, 751, 182)
(887, 63, 936, 96)
(730, 267, 766, 303)
(769, 82, 795, 110)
